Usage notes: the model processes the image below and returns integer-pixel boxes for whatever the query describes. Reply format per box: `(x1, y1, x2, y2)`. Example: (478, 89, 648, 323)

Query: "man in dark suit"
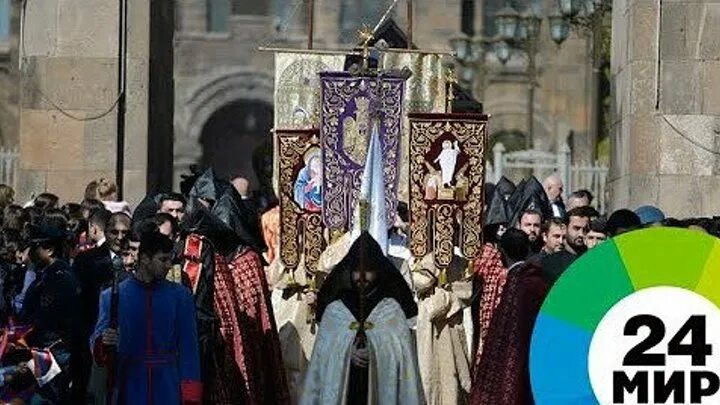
(543, 174, 566, 219)
(71, 212, 132, 403)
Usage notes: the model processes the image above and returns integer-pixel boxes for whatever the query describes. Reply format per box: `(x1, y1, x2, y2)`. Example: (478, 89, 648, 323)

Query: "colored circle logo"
(530, 228, 720, 405)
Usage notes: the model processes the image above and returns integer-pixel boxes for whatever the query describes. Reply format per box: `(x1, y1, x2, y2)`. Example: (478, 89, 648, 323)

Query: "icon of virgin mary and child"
(294, 147, 323, 212)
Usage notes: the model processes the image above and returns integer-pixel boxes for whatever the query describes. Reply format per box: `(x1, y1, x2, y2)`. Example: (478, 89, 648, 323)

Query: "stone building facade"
(0, 0, 19, 147)
(15, 0, 151, 204)
(480, 0, 598, 164)
(608, 0, 720, 217)
(173, 0, 597, 191)
(3, 0, 598, 202)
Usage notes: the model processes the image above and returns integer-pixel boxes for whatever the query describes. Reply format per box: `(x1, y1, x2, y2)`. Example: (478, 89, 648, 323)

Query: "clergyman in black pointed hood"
(495, 176, 516, 201)
(303, 231, 422, 404)
(509, 176, 553, 228)
(212, 177, 267, 255)
(484, 186, 512, 244)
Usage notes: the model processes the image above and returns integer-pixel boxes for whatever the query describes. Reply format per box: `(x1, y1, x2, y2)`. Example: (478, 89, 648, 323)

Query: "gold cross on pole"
(358, 25, 375, 71)
(446, 68, 458, 113)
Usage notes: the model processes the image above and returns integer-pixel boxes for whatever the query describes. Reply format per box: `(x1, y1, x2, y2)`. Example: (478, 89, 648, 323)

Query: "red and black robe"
(470, 261, 549, 405)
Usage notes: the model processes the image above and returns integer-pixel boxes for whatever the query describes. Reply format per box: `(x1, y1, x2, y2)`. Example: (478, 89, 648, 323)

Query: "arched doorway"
(199, 100, 273, 190)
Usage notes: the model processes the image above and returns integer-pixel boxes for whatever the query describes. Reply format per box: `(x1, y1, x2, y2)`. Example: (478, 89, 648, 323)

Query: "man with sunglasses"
(72, 212, 133, 403)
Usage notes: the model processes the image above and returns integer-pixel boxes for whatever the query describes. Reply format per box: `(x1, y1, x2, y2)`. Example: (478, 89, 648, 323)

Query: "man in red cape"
(472, 191, 510, 373)
(471, 228, 549, 405)
(211, 179, 289, 404)
(176, 170, 288, 404)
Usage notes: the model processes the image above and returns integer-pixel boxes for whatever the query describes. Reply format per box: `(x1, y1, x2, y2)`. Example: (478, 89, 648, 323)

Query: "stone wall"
(0, 61, 19, 148)
(609, 0, 720, 217)
(16, 0, 149, 205)
(0, 2, 21, 148)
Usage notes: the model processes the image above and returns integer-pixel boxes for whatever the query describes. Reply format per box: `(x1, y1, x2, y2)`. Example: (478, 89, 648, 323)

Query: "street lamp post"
(449, 34, 490, 94)
(487, 0, 609, 155)
(493, 5, 548, 150)
(451, 0, 610, 159)
(451, 4, 560, 150)
(520, 11, 541, 151)
(557, 0, 612, 160)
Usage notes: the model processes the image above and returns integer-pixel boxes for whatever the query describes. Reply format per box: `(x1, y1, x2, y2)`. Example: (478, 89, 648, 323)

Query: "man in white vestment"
(410, 253, 473, 404)
(300, 232, 423, 405)
(267, 257, 317, 403)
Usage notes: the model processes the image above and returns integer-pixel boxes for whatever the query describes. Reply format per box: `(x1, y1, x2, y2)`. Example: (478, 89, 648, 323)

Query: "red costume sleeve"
(181, 380, 202, 404)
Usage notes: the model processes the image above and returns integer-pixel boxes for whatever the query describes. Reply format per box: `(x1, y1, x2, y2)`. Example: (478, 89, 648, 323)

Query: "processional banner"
(320, 72, 405, 234)
(382, 53, 447, 203)
(408, 113, 489, 269)
(272, 52, 345, 193)
(277, 129, 326, 274)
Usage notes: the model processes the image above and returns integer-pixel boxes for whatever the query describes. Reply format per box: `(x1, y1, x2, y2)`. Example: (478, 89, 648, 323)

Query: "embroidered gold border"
(408, 114, 489, 267)
(277, 129, 326, 274)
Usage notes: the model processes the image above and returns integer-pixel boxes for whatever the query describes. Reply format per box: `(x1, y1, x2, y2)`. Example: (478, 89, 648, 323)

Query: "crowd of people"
(472, 174, 720, 403)
(0, 170, 286, 404)
(0, 167, 715, 405)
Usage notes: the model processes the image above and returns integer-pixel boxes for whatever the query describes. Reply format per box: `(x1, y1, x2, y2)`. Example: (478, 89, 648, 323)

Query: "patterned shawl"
(211, 249, 289, 405)
(472, 243, 508, 372)
(470, 263, 549, 405)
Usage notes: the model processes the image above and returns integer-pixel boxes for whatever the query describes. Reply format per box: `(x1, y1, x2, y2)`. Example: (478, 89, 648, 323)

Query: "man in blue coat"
(91, 231, 201, 405)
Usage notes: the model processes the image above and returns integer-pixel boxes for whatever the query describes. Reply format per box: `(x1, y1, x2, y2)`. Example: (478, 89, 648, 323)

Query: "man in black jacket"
(541, 206, 595, 285)
(72, 212, 132, 402)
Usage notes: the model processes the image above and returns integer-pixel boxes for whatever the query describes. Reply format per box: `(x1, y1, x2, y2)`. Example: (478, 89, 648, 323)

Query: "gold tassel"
(438, 267, 448, 287)
(286, 268, 299, 290)
(307, 275, 318, 328)
(359, 198, 370, 232)
(308, 275, 317, 292)
(330, 229, 344, 244)
(465, 259, 475, 280)
(445, 68, 458, 113)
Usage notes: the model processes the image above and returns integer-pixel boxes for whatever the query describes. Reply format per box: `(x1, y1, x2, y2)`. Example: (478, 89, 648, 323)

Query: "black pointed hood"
(211, 187, 267, 254)
(484, 182, 496, 208)
(189, 168, 228, 204)
(485, 190, 511, 226)
(316, 232, 417, 323)
(182, 198, 240, 255)
(509, 176, 553, 226)
(133, 192, 162, 224)
(506, 178, 527, 215)
(495, 176, 516, 200)
(180, 165, 202, 197)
